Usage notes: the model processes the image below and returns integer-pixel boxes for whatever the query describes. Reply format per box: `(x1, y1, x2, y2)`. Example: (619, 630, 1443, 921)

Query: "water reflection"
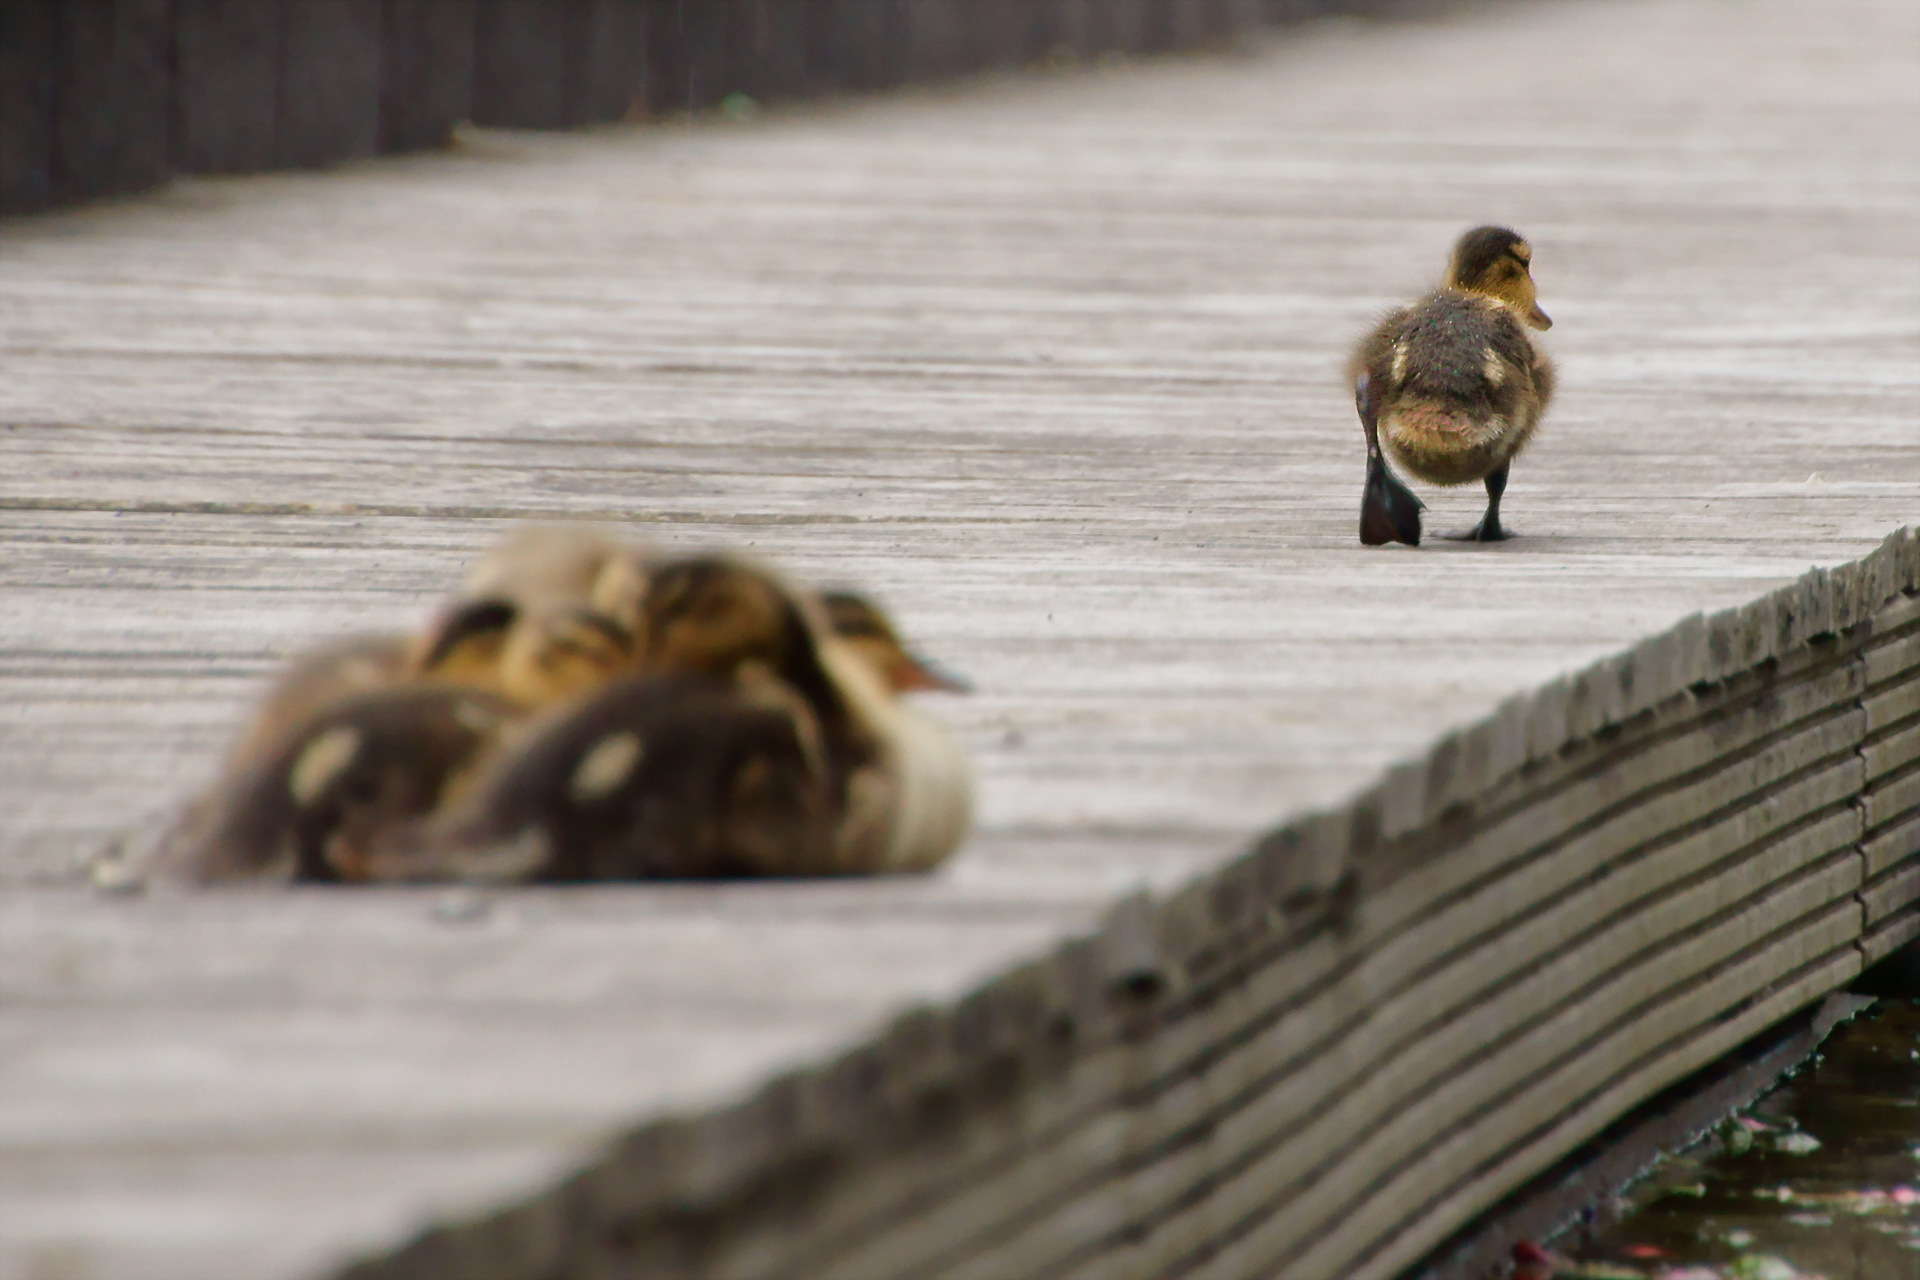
(1555, 999, 1920, 1280)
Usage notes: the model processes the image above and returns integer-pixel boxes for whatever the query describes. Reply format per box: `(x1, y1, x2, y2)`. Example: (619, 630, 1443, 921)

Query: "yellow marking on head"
(1390, 340, 1410, 385)
(288, 726, 363, 806)
(569, 731, 644, 804)
(1510, 240, 1531, 264)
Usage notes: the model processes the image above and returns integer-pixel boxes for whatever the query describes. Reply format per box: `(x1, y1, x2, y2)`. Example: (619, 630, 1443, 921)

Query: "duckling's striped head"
(820, 590, 972, 694)
(1446, 226, 1552, 331)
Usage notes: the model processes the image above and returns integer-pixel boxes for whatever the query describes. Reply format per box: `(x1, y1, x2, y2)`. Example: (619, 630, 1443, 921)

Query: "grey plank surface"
(0, 0, 1916, 1275)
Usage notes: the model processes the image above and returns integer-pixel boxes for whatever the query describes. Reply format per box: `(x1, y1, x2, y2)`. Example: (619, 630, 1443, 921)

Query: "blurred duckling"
(641, 561, 973, 870)
(148, 685, 519, 885)
(373, 558, 975, 883)
(223, 632, 412, 765)
(365, 673, 837, 883)
(1348, 225, 1556, 545)
(411, 525, 654, 710)
(820, 591, 972, 693)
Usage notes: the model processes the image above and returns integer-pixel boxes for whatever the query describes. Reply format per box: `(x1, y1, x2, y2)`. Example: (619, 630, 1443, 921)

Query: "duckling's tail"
(1361, 454, 1425, 547)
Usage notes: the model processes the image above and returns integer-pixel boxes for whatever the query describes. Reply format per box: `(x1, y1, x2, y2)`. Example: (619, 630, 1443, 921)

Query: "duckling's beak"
(1524, 304, 1552, 331)
(895, 651, 973, 694)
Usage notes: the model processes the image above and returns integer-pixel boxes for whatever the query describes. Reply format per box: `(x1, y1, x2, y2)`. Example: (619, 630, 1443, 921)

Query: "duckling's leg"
(1440, 462, 1513, 542)
(1356, 373, 1424, 547)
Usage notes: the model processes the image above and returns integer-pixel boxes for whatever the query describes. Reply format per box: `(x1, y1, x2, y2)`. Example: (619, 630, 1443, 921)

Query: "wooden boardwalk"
(1, 0, 1916, 1275)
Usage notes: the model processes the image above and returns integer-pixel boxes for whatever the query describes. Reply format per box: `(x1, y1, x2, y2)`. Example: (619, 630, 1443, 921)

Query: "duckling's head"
(1445, 226, 1551, 331)
(820, 591, 972, 694)
(641, 557, 801, 679)
(412, 599, 639, 710)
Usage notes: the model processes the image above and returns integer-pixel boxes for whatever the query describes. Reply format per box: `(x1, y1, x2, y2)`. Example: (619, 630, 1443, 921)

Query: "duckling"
(148, 685, 519, 885)
(223, 632, 413, 765)
(414, 598, 640, 710)
(373, 559, 975, 882)
(457, 523, 652, 629)
(1348, 225, 1556, 545)
(819, 591, 973, 693)
(638, 561, 974, 874)
(410, 526, 654, 710)
(364, 672, 837, 883)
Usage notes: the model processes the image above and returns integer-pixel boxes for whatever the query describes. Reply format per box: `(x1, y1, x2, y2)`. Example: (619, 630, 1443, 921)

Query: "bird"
(220, 632, 413, 766)
(409, 525, 653, 711)
(1348, 225, 1556, 546)
(146, 685, 519, 885)
(365, 558, 974, 883)
(363, 671, 839, 882)
(819, 590, 973, 693)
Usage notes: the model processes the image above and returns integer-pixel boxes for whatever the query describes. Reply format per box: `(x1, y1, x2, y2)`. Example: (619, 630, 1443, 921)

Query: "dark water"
(1553, 1000, 1920, 1280)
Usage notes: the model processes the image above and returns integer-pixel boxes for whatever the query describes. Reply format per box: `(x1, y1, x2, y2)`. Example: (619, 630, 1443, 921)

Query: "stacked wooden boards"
(0, 0, 1329, 216)
(336, 535, 1920, 1279)
(2, 0, 1917, 1274)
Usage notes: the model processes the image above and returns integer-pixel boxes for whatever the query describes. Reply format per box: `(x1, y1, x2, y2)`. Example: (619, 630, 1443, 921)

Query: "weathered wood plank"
(280, 0, 384, 167)
(378, 0, 478, 152)
(52, 0, 170, 200)
(0, 0, 1916, 1275)
(472, 0, 572, 129)
(0, 0, 58, 213)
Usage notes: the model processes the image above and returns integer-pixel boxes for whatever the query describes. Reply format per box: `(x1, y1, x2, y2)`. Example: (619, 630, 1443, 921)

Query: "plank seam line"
(1095, 857, 1865, 1280)
(780, 689, 1871, 1273)
(802, 747, 1867, 1279)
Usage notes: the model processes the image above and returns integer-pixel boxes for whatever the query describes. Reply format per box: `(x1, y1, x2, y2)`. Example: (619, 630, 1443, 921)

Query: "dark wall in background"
(0, 0, 1341, 217)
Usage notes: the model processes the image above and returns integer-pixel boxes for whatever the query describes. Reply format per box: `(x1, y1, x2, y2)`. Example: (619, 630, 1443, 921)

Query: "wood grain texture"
(1, 0, 1918, 1276)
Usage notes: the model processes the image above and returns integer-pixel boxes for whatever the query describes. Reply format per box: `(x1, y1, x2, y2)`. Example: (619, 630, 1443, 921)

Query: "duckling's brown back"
(385, 673, 837, 882)
(1390, 290, 1535, 413)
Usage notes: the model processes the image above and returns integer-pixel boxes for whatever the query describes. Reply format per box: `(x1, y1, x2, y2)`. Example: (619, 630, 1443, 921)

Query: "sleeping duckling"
(411, 525, 654, 710)
(636, 563, 975, 874)
(457, 523, 652, 628)
(364, 672, 837, 883)
(370, 559, 975, 883)
(1349, 225, 1556, 545)
(148, 685, 519, 884)
(223, 632, 413, 765)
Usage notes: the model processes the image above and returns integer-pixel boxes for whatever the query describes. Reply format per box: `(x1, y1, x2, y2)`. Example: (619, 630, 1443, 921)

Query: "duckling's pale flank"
(1348, 225, 1557, 546)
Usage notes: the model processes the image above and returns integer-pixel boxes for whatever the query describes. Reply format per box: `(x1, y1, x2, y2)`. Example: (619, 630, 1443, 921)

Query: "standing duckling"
(1349, 225, 1556, 545)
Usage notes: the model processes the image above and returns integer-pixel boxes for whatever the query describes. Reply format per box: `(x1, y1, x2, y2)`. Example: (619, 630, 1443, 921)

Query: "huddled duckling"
(820, 591, 972, 694)
(365, 672, 839, 882)
(368, 560, 974, 884)
(122, 532, 977, 889)
(410, 525, 652, 709)
(222, 632, 413, 766)
(145, 685, 518, 885)
(1349, 225, 1556, 545)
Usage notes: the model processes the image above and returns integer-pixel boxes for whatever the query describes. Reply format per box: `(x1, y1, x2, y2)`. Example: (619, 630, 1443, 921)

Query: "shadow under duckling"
(1349, 225, 1556, 546)
(144, 685, 519, 885)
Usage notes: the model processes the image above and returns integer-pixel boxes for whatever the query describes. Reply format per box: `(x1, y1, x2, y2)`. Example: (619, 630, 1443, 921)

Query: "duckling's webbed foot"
(1361, 456, 1425, 546)
(1355, 371, 1424, 547)
(1439, 463, 1514, 542)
